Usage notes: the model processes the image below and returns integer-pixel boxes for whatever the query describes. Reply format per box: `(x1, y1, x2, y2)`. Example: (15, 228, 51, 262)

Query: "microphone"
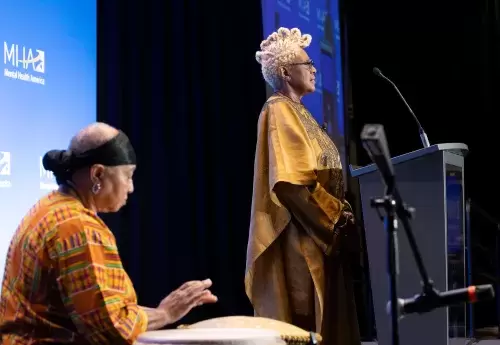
(361, 124, 395, 192)
(387, 284, 495, 318)
(373, 67, 431, 148)
(361, 124, 415, 218)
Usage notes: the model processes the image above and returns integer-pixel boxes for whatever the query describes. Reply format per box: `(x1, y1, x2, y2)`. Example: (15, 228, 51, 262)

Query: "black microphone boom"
(373, 67, 431, 148)
(388, 284, 495, 318)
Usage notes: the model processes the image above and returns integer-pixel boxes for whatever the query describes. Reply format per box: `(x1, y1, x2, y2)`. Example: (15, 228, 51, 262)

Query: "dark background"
(97, 0, 500, 339)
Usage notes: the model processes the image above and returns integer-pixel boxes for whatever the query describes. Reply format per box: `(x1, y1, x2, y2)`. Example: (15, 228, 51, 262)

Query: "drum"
(178, 316, 322, 344)
(134, 328, 285, 345)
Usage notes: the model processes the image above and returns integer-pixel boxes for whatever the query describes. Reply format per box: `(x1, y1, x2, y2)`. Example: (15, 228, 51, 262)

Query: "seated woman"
(0, 122, 217, 345)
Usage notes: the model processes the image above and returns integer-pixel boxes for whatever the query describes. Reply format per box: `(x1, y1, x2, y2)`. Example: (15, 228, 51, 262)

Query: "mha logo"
(0, 151, 12, 188)
(39, 156, 57, 190)
(3, 42, 45, 86)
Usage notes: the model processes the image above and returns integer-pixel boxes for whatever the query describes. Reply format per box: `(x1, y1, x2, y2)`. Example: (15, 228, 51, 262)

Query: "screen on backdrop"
(261, 0, 346, 173)
(0, 0, 96, 278)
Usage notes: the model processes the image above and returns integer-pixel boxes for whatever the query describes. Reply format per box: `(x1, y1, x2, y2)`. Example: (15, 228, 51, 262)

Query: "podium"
(350, 143, 469, 345)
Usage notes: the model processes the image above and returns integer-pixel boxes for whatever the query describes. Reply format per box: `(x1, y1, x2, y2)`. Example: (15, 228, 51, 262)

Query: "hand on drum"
(157, 279, 218, 325)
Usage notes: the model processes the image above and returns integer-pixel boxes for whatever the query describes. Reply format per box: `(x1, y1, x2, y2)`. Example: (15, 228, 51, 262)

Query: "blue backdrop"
(0, 0, 96, 278)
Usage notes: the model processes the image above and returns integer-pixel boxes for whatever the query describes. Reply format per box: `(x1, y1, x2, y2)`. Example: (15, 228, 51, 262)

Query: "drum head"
(135, 328, 285, 345)
(179, 316, 322, 344)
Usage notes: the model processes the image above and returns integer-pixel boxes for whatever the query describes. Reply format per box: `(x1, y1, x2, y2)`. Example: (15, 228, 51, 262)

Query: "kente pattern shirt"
(0, 190, 148, 344)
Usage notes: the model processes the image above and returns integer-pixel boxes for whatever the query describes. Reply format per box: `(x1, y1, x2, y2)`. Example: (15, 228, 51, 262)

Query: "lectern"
(350, 143, 469, 345)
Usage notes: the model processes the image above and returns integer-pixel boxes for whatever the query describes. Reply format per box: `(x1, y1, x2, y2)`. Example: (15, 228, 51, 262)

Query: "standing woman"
(245, 27, 362, 345)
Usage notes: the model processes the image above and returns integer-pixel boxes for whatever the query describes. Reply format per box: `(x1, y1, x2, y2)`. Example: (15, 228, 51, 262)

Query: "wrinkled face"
(282, 48, 317, 95)
(90, 164, 136, 213)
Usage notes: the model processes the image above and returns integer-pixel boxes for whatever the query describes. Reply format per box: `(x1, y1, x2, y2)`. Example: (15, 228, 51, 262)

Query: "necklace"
(273, 92, 342, 169)
(270, 92, 345, 198)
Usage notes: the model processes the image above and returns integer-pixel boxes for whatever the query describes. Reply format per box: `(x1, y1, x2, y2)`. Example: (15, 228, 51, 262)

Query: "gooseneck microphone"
(387, 284, 495, 318)
(373, 67, 431, 148)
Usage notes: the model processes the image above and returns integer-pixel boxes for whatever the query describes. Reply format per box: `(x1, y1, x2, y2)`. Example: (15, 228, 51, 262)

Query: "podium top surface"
(349, 143, 468, 177)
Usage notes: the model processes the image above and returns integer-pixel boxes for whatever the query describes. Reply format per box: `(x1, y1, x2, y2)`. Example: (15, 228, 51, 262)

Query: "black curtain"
(97, 0, 266, 325)
(470, 0, 500, 330)
(345, 0, 500, 199)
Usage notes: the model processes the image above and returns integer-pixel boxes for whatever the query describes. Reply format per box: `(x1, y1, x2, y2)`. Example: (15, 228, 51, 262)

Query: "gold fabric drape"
(245, 95, 361, 345)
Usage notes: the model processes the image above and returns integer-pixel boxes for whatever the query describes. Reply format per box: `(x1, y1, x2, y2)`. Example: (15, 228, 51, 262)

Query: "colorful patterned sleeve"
(52, 216, 148, 344)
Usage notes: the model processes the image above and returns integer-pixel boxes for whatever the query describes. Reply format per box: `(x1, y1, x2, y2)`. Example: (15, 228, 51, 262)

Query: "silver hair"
(255, 27, 312, 89)
(69, 122, 119, 154)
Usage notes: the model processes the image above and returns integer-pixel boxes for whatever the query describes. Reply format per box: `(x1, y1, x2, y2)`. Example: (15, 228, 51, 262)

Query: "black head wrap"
(42, 130, 136, 185)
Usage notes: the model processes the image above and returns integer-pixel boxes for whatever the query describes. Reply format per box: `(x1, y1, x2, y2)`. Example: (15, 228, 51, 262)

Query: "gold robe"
(245, 95, 362, 345)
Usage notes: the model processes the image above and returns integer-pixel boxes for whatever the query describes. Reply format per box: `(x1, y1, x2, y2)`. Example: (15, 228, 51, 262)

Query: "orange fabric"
(0, 191, 147, 345)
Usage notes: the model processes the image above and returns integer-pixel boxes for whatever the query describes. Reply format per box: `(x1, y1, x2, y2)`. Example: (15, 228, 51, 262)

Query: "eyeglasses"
(288, 60, 315, 68)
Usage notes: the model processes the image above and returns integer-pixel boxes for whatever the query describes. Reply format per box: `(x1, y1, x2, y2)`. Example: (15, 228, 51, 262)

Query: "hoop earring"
(91, 182, 101, 195)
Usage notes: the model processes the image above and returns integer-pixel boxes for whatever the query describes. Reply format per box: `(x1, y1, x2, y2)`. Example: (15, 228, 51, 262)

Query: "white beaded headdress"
(255, 27, 312, 89)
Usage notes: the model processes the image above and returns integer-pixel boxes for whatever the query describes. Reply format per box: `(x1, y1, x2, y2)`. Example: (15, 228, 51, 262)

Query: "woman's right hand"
(157, 279, 218, 325)
(338, 210, 355, 228)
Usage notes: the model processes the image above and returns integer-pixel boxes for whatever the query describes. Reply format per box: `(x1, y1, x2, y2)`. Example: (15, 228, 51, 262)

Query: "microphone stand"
(362, 124, 442, 345)
(371, 187, 441, 345)
(371, 189, 400, 345)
